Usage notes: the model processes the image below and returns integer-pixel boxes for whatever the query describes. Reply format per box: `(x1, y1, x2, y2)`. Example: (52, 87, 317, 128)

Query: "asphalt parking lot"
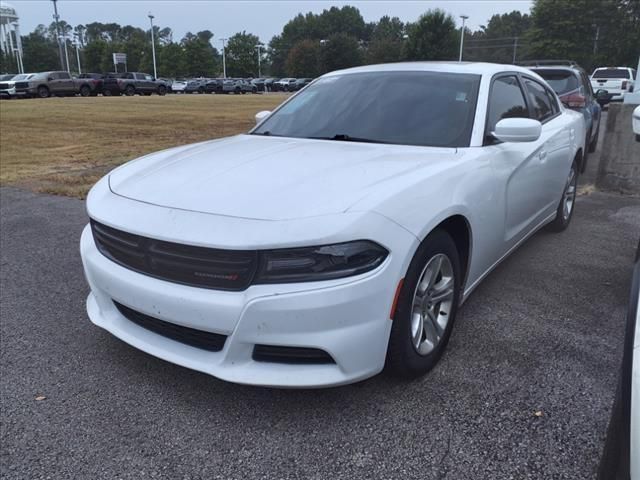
(0, 184, 639, 480)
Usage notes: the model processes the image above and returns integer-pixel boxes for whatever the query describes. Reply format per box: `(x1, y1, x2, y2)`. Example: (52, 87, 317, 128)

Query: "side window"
(135, 73, 144, 80)
(48, 72, 59, 80)
(145, 75, 154, 81)
(487, 75, 529, 133)
(523, 78, 554, 122)
(58, 72, 71, 80)
(545, 86, 560, 114)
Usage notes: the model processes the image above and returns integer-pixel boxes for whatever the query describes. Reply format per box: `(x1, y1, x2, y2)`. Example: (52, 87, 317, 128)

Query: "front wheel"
(387, 229, 461, 378)
(158, 85, 167, 96)
(547, 160, 578, 232)
(37, 86, 50, 98)
(79, 85, 91, 97)
(125, 85, 135, 96)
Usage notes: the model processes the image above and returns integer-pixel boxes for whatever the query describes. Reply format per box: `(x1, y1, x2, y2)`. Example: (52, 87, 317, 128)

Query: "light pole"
(51, 0, 65, 70)
(74, 35, 82, 74)
(148, 13, 157, 78)
(60, 34, 70, 73)
(220, 38, 227, 78)
(458, 15, 468, 62)
(255, 44, 262, 78)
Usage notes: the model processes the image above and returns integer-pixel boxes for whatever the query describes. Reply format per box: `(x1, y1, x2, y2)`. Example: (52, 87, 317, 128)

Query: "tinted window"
(487, 75, 529, 132)
(524, 79, 554, 121)
(253, 71, 481, 148)
(534, 69, 580, 95)
(57, 72, 71, 80)
(592, 68, 630, 79)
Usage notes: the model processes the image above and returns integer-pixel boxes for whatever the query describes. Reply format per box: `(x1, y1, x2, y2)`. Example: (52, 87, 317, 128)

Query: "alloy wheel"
(562, 165, 577, 221)
(410, 254, 455, 356)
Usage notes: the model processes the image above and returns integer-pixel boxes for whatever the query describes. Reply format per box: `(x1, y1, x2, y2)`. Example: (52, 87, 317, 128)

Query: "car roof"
(325, 62, 538, 78)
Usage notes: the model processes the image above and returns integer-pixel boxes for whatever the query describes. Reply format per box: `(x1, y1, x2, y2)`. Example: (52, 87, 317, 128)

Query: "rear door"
(56, 71, 75, 94)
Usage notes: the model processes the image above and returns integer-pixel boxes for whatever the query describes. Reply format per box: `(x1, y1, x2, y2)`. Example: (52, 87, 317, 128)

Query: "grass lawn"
(0, 93, 286, 197)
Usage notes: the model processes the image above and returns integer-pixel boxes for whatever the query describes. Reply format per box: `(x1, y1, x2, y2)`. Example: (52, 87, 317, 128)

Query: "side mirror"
(492, 118, 542, 143)
(47, 77, 54, 82)
(595, 89, 609, 100)
(255, 110, 271, 125)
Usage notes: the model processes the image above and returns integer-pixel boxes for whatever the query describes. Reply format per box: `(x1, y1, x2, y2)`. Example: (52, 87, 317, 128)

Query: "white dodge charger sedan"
(81, 62, 585, 387)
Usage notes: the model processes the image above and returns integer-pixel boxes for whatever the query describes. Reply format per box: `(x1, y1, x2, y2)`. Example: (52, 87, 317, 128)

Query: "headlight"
(254, 240, 388, 284)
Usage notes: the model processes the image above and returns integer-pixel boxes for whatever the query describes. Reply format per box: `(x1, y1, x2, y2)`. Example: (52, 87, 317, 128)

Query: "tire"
(387, 229, 462, 378)
(37, 86, 50, 98)
(158, 85, 167, 96)
(198, 87, 205, 94)
(103, 89, 112, 96)
(589, 124, 599, 153)
(79, 85, 91, 97)
(234, 87, 241, 94)
(252, 87, 257, 94)
(547, 159, 578, 232)
(125, 85, 135, 96)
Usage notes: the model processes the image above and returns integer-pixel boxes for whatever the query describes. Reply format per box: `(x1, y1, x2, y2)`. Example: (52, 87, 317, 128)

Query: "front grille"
(253, 345, 335, 364)
(14, 82, 28, 89)
(91, 220, 258, 290)
(0, 83, 8, 89)
(114, 301, 227, 352)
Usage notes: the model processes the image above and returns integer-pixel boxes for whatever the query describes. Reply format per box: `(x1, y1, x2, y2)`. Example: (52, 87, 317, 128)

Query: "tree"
(181, 31, 219, 77)
(366, 15, 406, 64)
(463, 11, 530, 63)
(526, 0, 639, 71)
(226, 31, 260, 77)
(320, 33, 362, 73)
(157, 43, 186, 78)
(405, 9, 458, 61)
(21, 27, 59, 72)
(285, 39, 321, 77)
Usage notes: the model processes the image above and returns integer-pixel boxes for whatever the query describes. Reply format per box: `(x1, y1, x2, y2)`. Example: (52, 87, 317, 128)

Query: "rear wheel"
(387, 230, 461, 378)
(79, 85, 91, 97)
(125, 85, 135, 96)
(158, 85, 167, 96)
(37, 86, 50, 98)
(548, 160, 578, 232)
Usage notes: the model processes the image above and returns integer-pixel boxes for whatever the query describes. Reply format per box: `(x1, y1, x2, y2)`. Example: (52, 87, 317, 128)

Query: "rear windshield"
(534, 70, 580, 94)
(592, 69, 630, 79)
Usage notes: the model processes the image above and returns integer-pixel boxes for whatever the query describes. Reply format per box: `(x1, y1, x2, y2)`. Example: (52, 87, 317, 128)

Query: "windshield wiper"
(309, 134, 390, 144)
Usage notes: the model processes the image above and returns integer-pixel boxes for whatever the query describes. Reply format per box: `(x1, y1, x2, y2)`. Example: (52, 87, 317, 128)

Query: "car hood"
(109, 135, 458, 220)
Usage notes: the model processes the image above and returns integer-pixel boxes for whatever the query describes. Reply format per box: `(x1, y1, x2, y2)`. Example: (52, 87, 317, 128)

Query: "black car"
(205, 79, 224, 94)
(524, 60, 605, 172)
(77, 73, 104, 95)
(290, 78, 313, 91)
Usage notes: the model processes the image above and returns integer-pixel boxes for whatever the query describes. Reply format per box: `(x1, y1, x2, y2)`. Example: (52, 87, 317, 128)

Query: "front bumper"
(81, 226, 405, 387)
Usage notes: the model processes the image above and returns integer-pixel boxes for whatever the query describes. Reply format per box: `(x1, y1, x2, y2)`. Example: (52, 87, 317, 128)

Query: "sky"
(5, 0, 533, 43)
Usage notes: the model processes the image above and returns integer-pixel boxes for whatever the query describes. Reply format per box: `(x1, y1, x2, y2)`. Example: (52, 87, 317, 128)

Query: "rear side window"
(487, 75, 529, 132)
(58, 72, 71, 80)
(534, 69, 580, 95)
(523, 78, 556, 121)
(592, 68, 630, 79)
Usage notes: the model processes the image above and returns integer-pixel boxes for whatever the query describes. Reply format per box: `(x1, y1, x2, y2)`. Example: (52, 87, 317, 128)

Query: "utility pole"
(220, 38, 227, 78)
(512, 36, 518, 64)
(255, 44, 262, 77)
(148, 13, 157, 78)
(51, 0, 65, 70)
(458, 15, 468, 62)
(592, 24, 600, 56)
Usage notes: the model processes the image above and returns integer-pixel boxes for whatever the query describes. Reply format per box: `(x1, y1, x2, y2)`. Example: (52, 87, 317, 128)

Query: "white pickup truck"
(591, 66, 637, 104)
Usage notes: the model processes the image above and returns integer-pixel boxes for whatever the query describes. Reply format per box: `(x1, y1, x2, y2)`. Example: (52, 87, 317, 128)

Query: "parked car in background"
(264, 78, 278, 91)
(526, 61, 602, 172)
(102, 72, 168, 96)
(81, 62, 585, 388)
(634, 105, 640, 142)
(591, 66, 637, 104)
(77, 73, 104, 96)
(222, 78, 256, 94)
(14, 71, 93, 98)
(274, 78, 296, 91)
(0, 73, 33, 98)
(205, 79, 223, 94)
(251, 78, 266, 92)
(184, 79, 208, 94)
(171, 79, 187, 93)
(598, 241, 639, 480)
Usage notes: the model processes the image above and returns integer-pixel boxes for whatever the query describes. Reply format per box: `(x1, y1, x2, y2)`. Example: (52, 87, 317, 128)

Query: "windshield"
(592, 68, 630, 79)
(253, 71, 481, 148)
(534, 70, 580, 95)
